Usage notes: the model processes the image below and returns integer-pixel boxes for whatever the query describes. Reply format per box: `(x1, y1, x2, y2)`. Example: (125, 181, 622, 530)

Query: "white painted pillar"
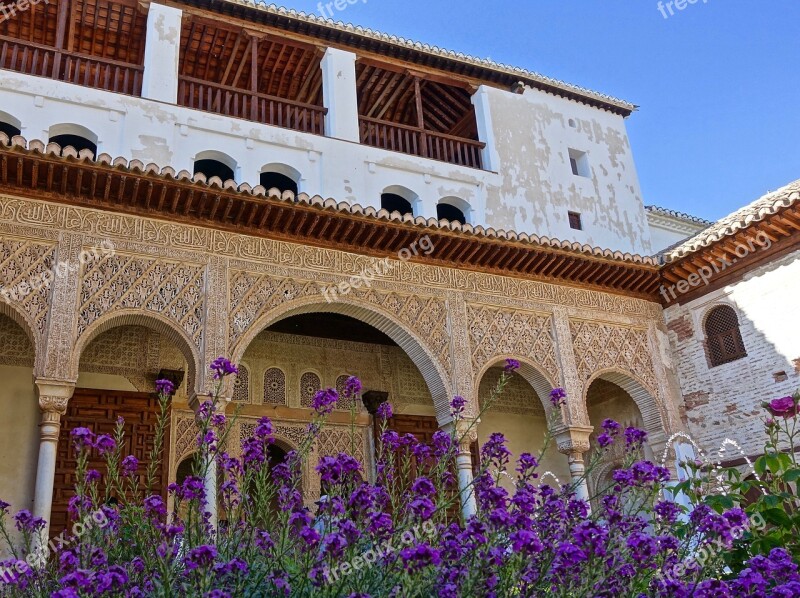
(32, 380, 75, 543)
(471, 85, 501, 172)
(555, 425, 594, 511)
(189, 393, 230, 531)
(456, 440, 477, 519)
(566, 451, 591, 504)
(321, 47, 360, 142)
(141, 3, 183, 104)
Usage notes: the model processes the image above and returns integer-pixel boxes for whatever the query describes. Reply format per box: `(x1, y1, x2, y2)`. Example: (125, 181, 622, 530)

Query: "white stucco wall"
(663, 250, 800, 456)
(476, 85, 651, 254)
(0, 0, 655, 255)
(646, 212, 710, 254)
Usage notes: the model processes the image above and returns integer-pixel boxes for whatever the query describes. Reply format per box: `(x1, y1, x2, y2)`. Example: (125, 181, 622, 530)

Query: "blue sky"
(284, 0, 799, 221)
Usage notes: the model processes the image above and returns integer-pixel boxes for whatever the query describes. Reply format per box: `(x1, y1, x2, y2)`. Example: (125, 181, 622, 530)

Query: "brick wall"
(664, 250, 800, 457)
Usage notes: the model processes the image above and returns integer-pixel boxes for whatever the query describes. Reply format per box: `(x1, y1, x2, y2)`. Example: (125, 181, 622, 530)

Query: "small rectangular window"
(568, 211, 583, 231)
(568, 149, 590, 177)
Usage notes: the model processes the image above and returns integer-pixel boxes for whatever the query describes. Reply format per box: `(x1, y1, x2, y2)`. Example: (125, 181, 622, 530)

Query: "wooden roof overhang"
(0, 139, 662, 301)
(660, 202, 800, 306)
(169, 0, 634, 117)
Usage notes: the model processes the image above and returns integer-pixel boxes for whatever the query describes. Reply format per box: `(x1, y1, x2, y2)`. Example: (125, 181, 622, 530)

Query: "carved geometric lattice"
(263, 367, 287, 405)
(570, 320, 656, 392)
(78, 252, 205, 348)
(228, 271, 451, 371)
(299, 372, 321, 408)
(0, 314, 35, 366)
(233, 365, 250, 403)
(478, 367, 545, 416)
(0, 238, 57, 337)
(316, 427, 365, 464)
(467, 304, 558, 384)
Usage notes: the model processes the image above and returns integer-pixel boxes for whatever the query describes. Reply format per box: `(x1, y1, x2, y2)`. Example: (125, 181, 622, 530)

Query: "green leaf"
(755, 456, 768, 476)
(763, 508, 793, 528)
(783, 468, 800, 482)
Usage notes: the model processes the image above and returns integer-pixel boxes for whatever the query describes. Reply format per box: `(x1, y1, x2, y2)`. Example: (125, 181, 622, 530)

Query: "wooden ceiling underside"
(0, 0, 146, 65)
(356, 62, 478, 138)
(179, 17, 324, 105)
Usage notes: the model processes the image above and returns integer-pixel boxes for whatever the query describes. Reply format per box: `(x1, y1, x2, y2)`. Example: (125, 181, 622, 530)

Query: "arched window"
(705, 305, 747, 367)
(0, 112, 21, 139)
(233, 365, 250, 403)
(437, 196, 471, 224)
(48, 124, 98, 157)
(193, 151, 236, 182)
(260, 164, 300, 195)
(263, 368, 287, 405)
(380, 185, 417, 217)
(299, 372, 321, 408)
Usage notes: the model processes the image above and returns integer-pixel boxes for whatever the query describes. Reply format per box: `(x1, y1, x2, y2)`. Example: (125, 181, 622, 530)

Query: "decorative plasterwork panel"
(0, 196, 662, 321)
(78, 252, 205, 349)
(467, 304, 558, 384)
(479, 367, 546, 416)
(0, 237, 56, 337)
(570, 319, 656, 393)
(0, 313, 35, 366)
(228, 271, 451, 372)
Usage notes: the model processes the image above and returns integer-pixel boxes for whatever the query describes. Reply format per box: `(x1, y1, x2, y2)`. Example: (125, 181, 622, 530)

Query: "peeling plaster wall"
(0, 67, 653, 254)
(479, 86, 650, 254)
(663, 251, 800, 456)
(0, 70, 494, 228)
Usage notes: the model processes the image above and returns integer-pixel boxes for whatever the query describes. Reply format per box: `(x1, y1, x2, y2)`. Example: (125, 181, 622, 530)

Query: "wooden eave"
(0, 143, 661, 300)
(659, 202, 800, 306)
(169, 0, 634, 117)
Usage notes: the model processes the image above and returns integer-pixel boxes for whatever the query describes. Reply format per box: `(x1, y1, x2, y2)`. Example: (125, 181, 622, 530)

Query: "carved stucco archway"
(230, 297, 453, 423)
(474, 356, 557, 418)
(584, 368, 670, 450)
(70, 309, 202, 395)
(0, 301, 40, 369)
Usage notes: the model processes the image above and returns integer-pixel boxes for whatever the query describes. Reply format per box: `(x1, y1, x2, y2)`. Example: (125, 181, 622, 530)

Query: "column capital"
(35, 378, 76, 414)
(188, 392, 231, 415)
(443, 418, 480, 450)
(554, 425, 594, 456)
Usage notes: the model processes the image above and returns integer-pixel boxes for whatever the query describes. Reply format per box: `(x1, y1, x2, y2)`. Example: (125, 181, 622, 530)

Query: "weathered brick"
(667, 315, 694, 342)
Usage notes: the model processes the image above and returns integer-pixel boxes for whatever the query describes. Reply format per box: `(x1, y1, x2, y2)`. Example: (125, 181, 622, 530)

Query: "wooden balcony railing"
(359, 116, 485, 170)
(178, 76, 327, 136)
(0, 35, 143, 96)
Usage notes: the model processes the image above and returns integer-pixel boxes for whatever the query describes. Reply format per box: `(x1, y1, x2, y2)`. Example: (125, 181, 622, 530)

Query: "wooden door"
(51, 388, 169, 534)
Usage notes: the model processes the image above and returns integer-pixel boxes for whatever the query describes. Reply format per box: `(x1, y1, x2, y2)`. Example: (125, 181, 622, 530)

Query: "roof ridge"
(0, 131, 658, 267)
(215, 0, 636, 113)
(664, 179, 800, 262)
(644, 205, 713, 225)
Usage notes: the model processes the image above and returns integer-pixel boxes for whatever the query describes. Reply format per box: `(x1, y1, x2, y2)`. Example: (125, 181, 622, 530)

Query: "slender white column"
(566, 451, 591, 503)
(32, 380, 75, 543)
(456, 440, 478, 519)
(142, 3, 183, 103)
(471, 85, 501, 172)
(555, 425, 594, 511)
(321, 47, 360, 142)
(189, 393, 230, 531)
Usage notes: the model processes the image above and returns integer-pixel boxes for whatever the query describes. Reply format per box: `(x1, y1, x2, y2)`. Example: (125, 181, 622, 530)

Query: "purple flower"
(624, 427, 648, 448)
(70, 427, 95, 451)
(766, 396, 798, 419)
(409, 497, 436, 520)
(85, 469, 101, 483)
(376, 401, 393, 420)
(411, 477, 436, 497)
(185, 544, 218, 570)
(311, 388, 339, 415)
(155, 378, 175, 396)
(94, 434, 117, 456)
(597, 433, 614, 448)
(210, 357, 238, 380)
(144, 495, 166, 518)
(503, 359, 521, 373)
(601, 418, 621, 434)
(400, 544, 441, 572)
(13, 510, 45, 532)
(344, 376, 362, 399)
(481, 433, 511, 465)
(0, 499, 9, 513)
(549, 387, 567, 408)
(254, 417, 273, 438)
(450, 395, 467, 415)
(121, 455, 139, 477)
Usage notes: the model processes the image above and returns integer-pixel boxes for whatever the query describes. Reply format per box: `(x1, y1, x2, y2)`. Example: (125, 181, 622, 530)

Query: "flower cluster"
(0, 364, 796, 597)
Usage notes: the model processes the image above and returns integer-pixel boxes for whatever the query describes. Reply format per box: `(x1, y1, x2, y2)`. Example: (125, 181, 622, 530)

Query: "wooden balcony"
(178, 76, 327, 136)
(359, 116, 485, 169)
(0, 35, 143, 96)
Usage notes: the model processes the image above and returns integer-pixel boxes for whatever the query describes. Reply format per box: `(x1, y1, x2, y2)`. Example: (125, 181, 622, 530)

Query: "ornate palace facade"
(0, 0, 795, 541)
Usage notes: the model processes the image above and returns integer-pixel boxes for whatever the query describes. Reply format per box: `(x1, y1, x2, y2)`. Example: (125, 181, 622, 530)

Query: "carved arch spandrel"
(227, 271, 454, 422)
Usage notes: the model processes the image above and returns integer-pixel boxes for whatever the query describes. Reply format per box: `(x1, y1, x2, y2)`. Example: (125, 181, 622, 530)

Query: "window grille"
(705, 305, 747, 367)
